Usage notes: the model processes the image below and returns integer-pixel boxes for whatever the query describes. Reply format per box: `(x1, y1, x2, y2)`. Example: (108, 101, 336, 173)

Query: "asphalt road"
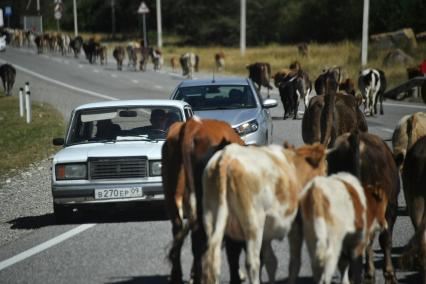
(1, 46, 426, 284)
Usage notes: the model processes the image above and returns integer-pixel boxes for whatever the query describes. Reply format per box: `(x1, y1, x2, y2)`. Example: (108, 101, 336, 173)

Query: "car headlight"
(235, 120, 259, 136)
(149, 160, 162, 176)
(55, 163, 87, 180)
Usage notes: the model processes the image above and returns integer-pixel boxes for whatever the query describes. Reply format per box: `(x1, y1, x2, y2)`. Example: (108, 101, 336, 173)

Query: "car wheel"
(54, 204, 72, 224)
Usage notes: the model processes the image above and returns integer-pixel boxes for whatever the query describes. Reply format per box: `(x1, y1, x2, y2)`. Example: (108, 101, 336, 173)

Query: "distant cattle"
(392, 112, 426, 170)
(96, 45, 107, 65)
(180, 52, 198, 79)
(113, 46, 125, 71)
(400, 136, 426, 282)
(126, 44, 138, 70)
(70, 36, 83, 58)
(314, 66, 344, 96)
(247, 62, 273, 97)
(162, 117, 245, 284)
(358, 68, 387, 116)
(327, 131, 400, 284)
(300, 172, 386, 284)
(34, 35, 44, 54)
(82, 38, 99, 64)
(302, 75, 367, 148)
(150, 48, 163, 71)
(297, 42, 309, 57)
(139, 44, 150, 71)
(214, 51, 225, 72)
(0, 64, 16, 96)
(170, 56, 178, 73)
(202, 142, 327, 284)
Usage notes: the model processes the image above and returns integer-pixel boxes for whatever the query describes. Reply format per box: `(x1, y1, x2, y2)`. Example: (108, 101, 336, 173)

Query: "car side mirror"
(263, 98, 278, 109)
(52, 138, 64, 146)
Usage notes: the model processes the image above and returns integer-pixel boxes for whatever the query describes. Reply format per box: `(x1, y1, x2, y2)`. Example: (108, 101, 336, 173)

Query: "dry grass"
(0, 94, 65, 176)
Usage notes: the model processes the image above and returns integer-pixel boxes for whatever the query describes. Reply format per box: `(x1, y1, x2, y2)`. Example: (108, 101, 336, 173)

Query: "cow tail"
(320, 75, 337, 147)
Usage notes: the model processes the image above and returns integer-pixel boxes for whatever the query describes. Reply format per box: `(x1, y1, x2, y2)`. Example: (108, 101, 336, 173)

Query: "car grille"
(89, 157, 148, 179)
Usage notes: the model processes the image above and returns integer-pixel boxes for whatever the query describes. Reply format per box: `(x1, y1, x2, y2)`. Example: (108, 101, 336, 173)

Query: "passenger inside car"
(95, 119, 121, 140)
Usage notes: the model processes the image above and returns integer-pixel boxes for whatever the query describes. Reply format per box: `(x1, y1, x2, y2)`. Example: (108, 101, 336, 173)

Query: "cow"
(126, 44, 138, 70)
(247, 62, 273, 97)
(139, 43, 150, 71)
(302, 74, 368, 148)
(180, 52, 198, 79)
(274, 68, 300, 119)
(327, 130, 400, 284)
(70, 35, 83, 58)
(202, 142, 327, 284)
(358, 68, 387, 116)
(399, 136, 426, 282)
(170, 56, 178, 73)
(314, 66, 344, 96)
(392, 112, 426, 170)
(162, 117, 246, 284)
(297, 42, 309, 57)
(0, 64, 16, 96)
(214, 51, 225, 72)
(300, 172, 387, 284)
(112, 46, 125, 71)
(34, 34, 44, 54)
(96, 45, 108, 65)
(150, 47, 163, 71)
(82, 38, 99, 64)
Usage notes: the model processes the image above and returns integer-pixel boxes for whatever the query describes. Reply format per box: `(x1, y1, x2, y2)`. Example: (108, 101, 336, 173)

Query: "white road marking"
(379, 127, 394, 133)
(78, 64, 83, 68)
(63, 60, 69, 64)
(384, 102, 426, 110)
(0, 58, 117, 101)
(154, 85, 163, 89)
(132, 79, 139, 84)
(111, 74, 117, 78)
(0, 224, 96, 271)
(93, 69, 100, 73)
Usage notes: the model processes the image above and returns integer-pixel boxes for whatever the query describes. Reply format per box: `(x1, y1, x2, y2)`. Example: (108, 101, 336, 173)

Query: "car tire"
(54, 204, 72, 224)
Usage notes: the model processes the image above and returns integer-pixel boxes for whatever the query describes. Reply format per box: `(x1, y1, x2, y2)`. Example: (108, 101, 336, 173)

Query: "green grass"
(0, 93, 66, 176)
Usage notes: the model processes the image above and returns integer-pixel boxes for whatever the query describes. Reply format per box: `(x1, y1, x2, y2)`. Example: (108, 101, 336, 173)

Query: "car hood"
(53, 141, 164, 163)
(195, 108, 259, 127)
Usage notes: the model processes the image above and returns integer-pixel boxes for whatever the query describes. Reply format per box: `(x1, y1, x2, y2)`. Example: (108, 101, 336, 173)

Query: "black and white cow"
(358, 68, 387, 116)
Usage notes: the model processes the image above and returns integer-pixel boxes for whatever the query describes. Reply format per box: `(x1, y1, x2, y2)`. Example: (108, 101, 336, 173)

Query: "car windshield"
(174, 85, 256, 111)
(67, 106, 183, 145)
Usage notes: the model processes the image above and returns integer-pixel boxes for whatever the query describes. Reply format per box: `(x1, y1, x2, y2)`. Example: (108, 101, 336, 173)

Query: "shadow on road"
(106, 275, 169, 284)
(7, 202, 169, 228)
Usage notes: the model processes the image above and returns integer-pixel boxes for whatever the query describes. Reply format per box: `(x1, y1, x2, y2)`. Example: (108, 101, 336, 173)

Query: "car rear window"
(175, 85, 256, 111)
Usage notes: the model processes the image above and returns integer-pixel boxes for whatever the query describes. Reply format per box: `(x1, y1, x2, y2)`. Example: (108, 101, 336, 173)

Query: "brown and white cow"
(180, 52, 198, 79)
(327, 131, 400, 284)
(400, 136, 426, 282)
(247, 62, 273, 97)
(392, 112, 426, 170)
(302, 75, 368, 148)
(202, 142, 327, 284)
(301, 172, 388, 284)
(214, 51, 225, 72)
(162, 117, 245, 284)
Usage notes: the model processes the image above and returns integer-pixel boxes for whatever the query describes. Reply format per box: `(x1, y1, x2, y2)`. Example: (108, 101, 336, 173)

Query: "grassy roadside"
(0, 93, 66, 177)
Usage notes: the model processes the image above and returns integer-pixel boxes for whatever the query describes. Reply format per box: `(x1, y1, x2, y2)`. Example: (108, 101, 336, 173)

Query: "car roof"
(74, 99, 190, 111)
(178, 77, 251, 88)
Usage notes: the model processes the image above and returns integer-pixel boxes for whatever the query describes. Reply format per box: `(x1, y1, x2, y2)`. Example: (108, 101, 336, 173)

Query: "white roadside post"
(138, 2, 150, 48)
(19, 87, 25, 117)
(25, 83, 31, 123)
(361, 0, 370, 66)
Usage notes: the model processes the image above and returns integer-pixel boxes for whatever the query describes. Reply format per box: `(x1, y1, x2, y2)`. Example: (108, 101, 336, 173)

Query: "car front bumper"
(52, 182, 164, 205)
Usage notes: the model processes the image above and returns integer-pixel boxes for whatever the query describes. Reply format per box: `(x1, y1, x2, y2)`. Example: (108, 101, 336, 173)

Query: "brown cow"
(170, 56, 178, 73)
(314, 66, 345, 96)
(327, 131, 400, 284)
(215, 51, 225, 72)
(302, 75, 368, 148)
(247, 62, 273, 97)
(202, 142, 327, 284)
(113, 46, 125, 71)
(392, 112, 426, 170)
(400, 136, 426, 282)
(162, 117, 245, 284)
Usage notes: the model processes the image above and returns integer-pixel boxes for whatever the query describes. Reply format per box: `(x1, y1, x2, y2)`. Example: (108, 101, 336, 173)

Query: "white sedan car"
(51, 100, 193, 223)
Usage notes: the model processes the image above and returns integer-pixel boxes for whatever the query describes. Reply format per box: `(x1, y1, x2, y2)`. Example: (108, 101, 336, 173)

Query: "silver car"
(51, 99, 193, 223)
(170, 77, 277, 145)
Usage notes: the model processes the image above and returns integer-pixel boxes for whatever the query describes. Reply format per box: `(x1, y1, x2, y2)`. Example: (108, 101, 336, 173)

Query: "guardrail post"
(24, 82, 30, 95)
(19, 87, 25, 117)
(25, 91, 31, 124)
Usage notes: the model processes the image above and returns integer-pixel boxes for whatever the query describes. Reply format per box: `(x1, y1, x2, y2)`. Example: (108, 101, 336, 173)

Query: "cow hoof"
(384, 272, 397, 284)
(364, 274, 375, 284)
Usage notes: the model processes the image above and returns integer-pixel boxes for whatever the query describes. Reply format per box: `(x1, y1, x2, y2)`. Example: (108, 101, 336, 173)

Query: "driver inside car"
(147, 108, 166, 131)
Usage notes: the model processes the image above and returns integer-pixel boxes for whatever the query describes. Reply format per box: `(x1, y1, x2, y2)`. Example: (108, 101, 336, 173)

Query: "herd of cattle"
(161, 82, 426, 283)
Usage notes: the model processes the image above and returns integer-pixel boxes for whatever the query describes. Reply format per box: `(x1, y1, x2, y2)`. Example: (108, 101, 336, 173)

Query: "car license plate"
(95, 187, 143, 200)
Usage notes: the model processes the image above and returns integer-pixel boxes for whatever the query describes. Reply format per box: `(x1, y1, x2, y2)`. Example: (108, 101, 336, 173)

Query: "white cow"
(358, 68, 387, 116)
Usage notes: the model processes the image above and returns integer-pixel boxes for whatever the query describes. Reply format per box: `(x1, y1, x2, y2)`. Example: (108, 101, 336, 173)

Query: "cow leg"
(260, 240, 277, 283)
(169, 218, 185, 284)
(225, 237, 245, 284)
(288, 214, 303, 284)
(379, 203, 398, 284)
(245, 235, 263, 284)
(364, 236, 376, 284)
(379, 93, 384, 115)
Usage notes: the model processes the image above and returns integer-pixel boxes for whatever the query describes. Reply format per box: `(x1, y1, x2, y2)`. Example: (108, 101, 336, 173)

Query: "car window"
(175, 85, 256, 111)
(67, 106, 183, 144)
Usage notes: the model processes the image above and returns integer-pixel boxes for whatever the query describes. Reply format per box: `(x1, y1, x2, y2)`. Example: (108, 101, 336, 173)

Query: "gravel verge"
(0, 158, 53, 248)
